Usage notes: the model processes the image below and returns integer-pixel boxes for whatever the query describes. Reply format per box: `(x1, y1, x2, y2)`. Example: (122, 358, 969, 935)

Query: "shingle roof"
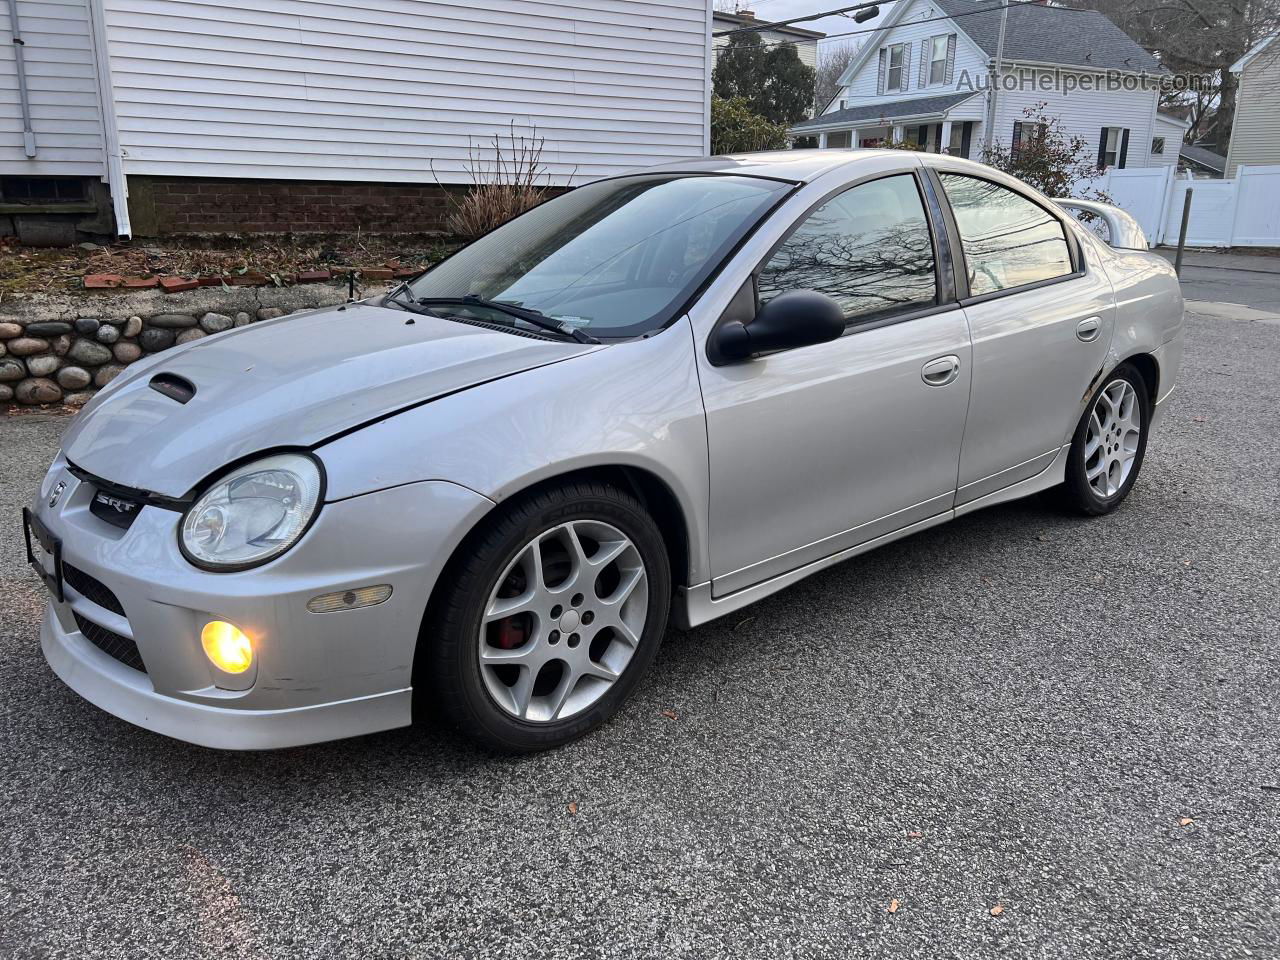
(792, 92, 981, 130)
(1179, 144, 1227, 175)
(935, 0, 1165, 74)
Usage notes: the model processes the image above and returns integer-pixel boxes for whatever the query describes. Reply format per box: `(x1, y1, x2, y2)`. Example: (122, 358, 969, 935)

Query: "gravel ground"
(1, 308, 1277, 960)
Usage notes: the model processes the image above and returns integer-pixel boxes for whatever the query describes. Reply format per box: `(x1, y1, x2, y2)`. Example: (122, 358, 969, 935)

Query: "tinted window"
(757, 174, 937, 321)
(940, 173, 1072, 296)
(409, 174, 789, 339)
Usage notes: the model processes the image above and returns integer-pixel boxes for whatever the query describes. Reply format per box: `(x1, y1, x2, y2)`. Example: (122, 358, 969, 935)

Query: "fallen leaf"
(732, 616, 756, 633)
(661, 709, 679, 721)
(907, 831, 923, 839)
(1193, 416, 1208, 423)
(1036, 534, 1049, 542)
(1179, 817, 1194, 827)
(567, 802, 578, 815)
(990, 904, 1004, 916)
(888, 899, 900, 914)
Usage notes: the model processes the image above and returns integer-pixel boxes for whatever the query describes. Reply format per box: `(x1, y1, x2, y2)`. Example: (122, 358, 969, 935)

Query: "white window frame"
(1102, 127, 1122, 167)
(887, 43, 906, 92)
(928, 35, 949, 85)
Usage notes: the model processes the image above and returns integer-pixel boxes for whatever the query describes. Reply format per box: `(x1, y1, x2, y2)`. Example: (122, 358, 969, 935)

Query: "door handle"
(921, 355, 960, 386)
(1076, 316, 1102, 342)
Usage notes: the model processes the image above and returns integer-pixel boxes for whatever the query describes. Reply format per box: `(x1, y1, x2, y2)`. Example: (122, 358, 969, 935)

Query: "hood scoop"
(60, 303, 590, 498)
(149, 372, 196, 404)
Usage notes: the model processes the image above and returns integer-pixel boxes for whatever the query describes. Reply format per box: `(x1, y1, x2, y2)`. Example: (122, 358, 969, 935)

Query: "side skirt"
(673, 443, 1071, 630)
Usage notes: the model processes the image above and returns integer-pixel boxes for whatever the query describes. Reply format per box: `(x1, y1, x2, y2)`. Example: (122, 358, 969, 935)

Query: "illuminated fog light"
(201, 621, 253, 673)
(307, 584, 393, 614)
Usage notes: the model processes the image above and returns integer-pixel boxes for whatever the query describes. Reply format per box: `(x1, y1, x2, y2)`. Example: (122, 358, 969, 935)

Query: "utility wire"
(712, 0, 1095, 52)
(713, 0, 883, 37)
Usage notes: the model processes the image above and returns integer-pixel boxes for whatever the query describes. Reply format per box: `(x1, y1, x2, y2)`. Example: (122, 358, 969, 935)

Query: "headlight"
(180, 453, 323, 570)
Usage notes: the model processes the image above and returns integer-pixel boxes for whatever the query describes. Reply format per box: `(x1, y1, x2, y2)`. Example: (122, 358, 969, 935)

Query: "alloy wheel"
(1084, 378, 1142, 498)
(478, 520, 648, 723)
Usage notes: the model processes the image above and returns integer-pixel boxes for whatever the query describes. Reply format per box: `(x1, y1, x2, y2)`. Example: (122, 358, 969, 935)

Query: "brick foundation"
(127, 176, 475, 236)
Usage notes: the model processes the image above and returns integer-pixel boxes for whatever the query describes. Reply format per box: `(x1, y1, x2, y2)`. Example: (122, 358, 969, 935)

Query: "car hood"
(61, 303, 594, 498)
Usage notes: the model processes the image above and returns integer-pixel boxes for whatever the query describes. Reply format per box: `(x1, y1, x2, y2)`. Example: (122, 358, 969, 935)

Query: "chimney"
(736, 8, 756, 19)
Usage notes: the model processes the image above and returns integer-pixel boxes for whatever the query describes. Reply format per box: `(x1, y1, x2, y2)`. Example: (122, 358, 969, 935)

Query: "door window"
(939, 174, 1073, 297)
(758, 174, 938, 322)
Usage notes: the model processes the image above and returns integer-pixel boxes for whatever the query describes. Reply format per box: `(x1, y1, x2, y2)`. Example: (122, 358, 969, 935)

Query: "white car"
(25, 150, 1183, 751)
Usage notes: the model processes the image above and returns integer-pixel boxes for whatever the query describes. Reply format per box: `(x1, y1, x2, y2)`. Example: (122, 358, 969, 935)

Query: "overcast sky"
(720, 0, 898, 53)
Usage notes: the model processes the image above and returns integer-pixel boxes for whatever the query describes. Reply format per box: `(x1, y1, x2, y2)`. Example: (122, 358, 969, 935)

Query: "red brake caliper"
(493, 616, 528, 650)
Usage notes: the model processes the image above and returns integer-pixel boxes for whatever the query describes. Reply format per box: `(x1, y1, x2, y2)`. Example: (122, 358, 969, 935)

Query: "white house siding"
(1226, 49, 1280, 177)
(0, 0, 105, 175)
(990, 66, 1160, 169)
(1150, 115, 1186, 168)
(827, 0, 987, 111)
(103, 0, 711, 184)
(819, 0, 1166, 173)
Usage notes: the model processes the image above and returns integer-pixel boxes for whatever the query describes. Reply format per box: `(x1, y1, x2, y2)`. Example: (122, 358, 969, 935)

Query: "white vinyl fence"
(1073, 164, 1280, 248)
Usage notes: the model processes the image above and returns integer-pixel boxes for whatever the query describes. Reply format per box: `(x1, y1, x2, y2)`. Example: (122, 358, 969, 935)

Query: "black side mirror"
(712, 289, 846, 363)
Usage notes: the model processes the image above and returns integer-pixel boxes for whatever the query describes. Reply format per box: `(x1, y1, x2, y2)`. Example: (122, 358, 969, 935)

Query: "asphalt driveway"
(1, 305, 1277, 959)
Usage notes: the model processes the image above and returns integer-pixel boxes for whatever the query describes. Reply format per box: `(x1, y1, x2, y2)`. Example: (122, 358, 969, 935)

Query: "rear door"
(931, 168, 1115, 505)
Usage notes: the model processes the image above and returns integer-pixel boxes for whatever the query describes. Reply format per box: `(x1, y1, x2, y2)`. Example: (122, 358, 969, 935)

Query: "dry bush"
(440, 124, 551, 239)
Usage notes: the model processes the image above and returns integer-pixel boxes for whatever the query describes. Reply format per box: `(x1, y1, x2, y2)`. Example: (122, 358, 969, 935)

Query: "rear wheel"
(421, 480, 671, 752)
(1059, 362, 1150, 515)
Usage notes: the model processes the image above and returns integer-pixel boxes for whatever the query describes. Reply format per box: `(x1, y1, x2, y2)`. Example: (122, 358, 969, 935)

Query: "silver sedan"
(24, 150, 1184, 751)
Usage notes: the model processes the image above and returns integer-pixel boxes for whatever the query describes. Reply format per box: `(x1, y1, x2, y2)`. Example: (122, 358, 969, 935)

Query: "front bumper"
(30, 455, 494, 749)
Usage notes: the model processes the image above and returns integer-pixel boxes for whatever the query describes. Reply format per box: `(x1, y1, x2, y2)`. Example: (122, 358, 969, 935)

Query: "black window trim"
(926, 167, 1086, 309)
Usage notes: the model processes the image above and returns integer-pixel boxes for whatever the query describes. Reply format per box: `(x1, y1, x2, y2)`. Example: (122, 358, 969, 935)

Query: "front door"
(698, 172, 972, 597)
(935, 172, 1116, 504)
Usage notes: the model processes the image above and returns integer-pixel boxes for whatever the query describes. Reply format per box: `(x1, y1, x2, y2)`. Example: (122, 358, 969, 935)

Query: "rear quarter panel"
(1092, 235, 1185, 401)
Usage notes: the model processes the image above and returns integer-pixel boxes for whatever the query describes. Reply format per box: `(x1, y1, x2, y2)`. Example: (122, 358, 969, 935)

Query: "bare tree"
(1061, 0, 1280, 153)
(814, 41, 861, 114)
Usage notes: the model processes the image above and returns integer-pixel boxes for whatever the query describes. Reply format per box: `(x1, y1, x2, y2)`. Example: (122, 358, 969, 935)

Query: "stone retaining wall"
(0, 281, 391, 407)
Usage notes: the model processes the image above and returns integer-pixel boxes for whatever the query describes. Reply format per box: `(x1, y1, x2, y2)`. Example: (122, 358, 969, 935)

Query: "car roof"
(635, 149, 905, 184)
(634, 148, 992, 185)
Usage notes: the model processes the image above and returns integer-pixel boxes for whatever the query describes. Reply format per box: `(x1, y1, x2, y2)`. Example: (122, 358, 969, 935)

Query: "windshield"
(408, 174, 792, 339)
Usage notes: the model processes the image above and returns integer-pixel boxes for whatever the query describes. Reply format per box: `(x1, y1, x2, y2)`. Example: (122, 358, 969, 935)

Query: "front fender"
(315, 317, 712, 584)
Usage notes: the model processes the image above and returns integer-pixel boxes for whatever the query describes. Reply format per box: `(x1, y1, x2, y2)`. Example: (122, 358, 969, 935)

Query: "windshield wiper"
(383, 281, 426, 313)
(414, 295, 600, 344)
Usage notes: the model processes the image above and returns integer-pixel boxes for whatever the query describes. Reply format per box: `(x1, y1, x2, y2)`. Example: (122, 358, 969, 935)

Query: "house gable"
(825, 0, 988, 113)
(1226, 37, 1280, 176)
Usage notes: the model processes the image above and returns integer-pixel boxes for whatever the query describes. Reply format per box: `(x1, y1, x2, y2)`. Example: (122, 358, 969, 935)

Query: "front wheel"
(421, 480, 671, 752)
(1058, 363, 1151, 516)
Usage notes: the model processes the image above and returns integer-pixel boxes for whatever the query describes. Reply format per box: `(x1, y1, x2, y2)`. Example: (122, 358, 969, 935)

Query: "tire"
(1058, 362, 1151, 516)
(419, 479, 671, 752)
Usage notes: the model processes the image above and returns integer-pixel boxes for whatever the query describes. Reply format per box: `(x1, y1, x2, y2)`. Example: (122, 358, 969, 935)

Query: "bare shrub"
(438, 124, 551, 239)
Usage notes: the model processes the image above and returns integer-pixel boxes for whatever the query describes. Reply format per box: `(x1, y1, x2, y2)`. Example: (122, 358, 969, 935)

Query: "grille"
(63, 563, 126, 617)
(73, 612, 147, 673)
